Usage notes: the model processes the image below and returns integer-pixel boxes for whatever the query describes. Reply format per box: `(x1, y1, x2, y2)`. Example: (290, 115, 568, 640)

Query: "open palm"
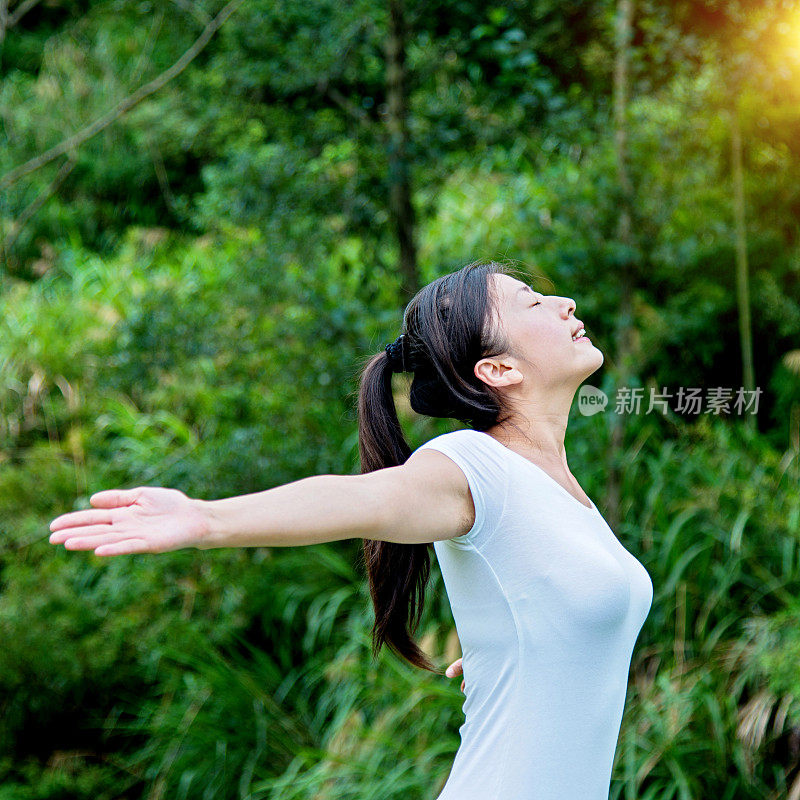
(48, 487, 209, 557)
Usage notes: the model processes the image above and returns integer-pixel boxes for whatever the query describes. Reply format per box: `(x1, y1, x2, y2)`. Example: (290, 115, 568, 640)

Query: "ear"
(474, 356, 523, 389)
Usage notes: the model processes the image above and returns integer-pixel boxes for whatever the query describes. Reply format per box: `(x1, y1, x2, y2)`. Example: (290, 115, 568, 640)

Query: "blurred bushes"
(1, 160, 799, 797)
(1, 1, 799, 796)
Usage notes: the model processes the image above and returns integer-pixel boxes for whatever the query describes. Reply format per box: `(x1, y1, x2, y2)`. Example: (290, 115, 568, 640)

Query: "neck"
(484, 390, 577, 462)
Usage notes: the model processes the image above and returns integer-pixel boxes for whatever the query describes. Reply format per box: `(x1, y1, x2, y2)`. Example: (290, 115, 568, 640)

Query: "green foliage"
(1, 0, 800, 797)
(610, 417, 800, 798)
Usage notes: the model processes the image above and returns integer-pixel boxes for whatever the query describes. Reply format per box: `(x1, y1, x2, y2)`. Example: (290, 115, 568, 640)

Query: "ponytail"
(358, 349, 436, 672)
(356, 260, 521, 673)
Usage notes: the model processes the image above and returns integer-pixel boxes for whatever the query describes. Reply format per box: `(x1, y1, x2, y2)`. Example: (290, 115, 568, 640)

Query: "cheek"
(517, 321, 568, 366)
(525, 320, 566, 349)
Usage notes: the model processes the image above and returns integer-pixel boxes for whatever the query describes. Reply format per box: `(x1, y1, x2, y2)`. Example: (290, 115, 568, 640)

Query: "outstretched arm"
(48, 449, 476, 557)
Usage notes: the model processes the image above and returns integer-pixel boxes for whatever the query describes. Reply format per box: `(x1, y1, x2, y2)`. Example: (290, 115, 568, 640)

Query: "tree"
(385, 0, 418, 298)
(606, 0, 638, 530)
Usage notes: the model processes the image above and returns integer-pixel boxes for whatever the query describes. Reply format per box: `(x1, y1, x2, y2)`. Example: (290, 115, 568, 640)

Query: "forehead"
(492, 273, 535, 302)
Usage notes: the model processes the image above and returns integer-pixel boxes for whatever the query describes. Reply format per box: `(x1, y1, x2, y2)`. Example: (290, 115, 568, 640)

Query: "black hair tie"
(384, 334, 410, 373)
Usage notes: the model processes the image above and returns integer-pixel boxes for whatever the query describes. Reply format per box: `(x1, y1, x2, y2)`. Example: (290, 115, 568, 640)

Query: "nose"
(558, 296, 576, 317)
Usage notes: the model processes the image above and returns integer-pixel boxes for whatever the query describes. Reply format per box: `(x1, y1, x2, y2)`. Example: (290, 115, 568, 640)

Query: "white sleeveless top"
(414, 428, 653, 800)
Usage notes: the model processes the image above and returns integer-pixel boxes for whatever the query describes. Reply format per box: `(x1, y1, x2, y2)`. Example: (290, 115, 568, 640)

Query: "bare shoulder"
(363, 448, 475, 544)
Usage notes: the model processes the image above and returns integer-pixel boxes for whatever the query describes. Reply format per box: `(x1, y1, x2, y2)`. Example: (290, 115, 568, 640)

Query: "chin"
(580, 346, 604, 375)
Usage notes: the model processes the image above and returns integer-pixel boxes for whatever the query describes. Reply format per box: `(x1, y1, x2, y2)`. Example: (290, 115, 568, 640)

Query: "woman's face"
(481, 273, 603, 390)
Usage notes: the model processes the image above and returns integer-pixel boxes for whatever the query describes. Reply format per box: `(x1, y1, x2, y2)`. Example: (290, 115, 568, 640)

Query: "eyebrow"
(517, 285, 537, 299)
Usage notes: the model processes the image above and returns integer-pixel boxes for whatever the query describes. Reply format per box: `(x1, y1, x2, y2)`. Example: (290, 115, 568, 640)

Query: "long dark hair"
(357, 260, 522, 673)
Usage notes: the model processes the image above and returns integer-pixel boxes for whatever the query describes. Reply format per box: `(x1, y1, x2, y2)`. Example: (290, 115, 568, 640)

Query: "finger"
(61, 531, 138, 550)
(461, 680, 465, 693)
(445, 657, 463, 677)
(94, 539, 152, 556)
(90, 489, 142, 509)
(50, 510, 114, 532)
(62, 530, 134, 550)
(50, 523, 114, 544)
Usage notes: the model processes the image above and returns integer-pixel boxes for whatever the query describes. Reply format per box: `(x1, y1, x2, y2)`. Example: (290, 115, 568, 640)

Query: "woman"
(48, 260, 653, 799)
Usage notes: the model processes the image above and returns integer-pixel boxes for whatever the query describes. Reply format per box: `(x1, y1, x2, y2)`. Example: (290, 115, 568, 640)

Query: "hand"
(48, 487, 210, 557)
(445, 657, 465, 693)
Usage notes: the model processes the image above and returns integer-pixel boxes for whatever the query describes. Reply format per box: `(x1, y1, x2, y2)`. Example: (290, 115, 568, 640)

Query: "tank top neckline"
(473, 430, 598, 513)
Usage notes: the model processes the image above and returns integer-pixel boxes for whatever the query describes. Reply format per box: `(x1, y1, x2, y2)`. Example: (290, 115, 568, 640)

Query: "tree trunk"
(385, 0, 419, 300)
(0, 0, 8, 47)
(606, 0, 637, 531)
(730, 98, 755, 430)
